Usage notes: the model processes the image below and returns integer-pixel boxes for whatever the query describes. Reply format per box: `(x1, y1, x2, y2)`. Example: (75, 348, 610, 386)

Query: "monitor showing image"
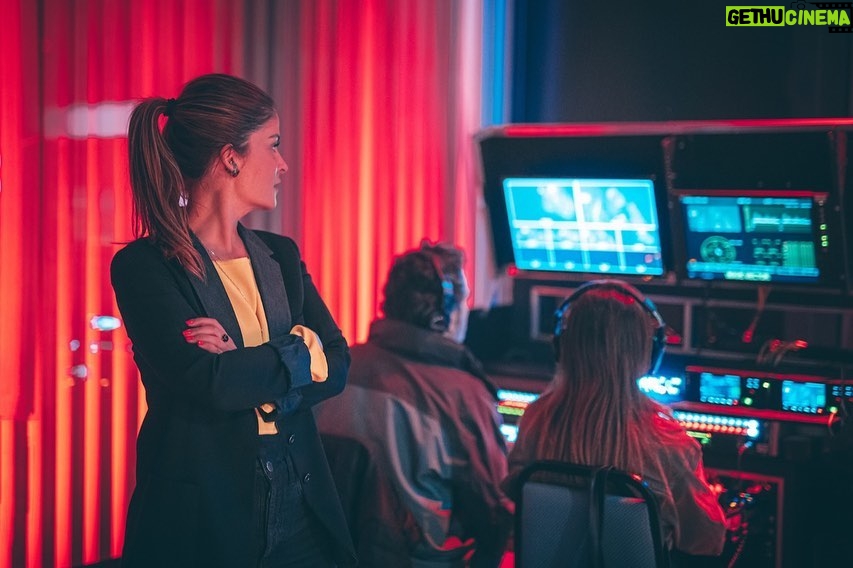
(675, 190, 829, 284)
(502, 177, 665, 276)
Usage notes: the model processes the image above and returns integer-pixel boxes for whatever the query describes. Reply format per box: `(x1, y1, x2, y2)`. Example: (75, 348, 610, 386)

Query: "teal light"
(482, 0, 509, 126)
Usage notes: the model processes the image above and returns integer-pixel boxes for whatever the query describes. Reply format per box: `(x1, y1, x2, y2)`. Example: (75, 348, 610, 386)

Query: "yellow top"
(212, 258, 269, 346)
(212, 258, 277, 435)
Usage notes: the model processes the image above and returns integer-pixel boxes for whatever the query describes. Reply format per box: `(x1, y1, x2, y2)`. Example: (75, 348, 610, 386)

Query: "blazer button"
(265, 461, 274, 473)
(303, 473, 311, 483)
(288, 434, 296, 444)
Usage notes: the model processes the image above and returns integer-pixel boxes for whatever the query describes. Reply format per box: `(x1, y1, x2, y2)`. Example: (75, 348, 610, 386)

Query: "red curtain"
(297, 0, 484, 344)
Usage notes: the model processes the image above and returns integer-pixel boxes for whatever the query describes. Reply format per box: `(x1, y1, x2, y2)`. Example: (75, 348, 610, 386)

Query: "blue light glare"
(90, 315, 121, 331)
(638, 374, 685, 404)
(496, 388, 540, 404)
(500, 423, 518, 443)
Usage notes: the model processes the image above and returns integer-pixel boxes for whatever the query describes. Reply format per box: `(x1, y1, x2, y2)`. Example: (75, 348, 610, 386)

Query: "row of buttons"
(674, 411, 761, 439)
(262, 434, 311, 483)
(682, 422, 747, 436)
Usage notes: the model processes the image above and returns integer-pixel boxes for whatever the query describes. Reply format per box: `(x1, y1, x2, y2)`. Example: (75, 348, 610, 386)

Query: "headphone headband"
(553, 279, 667, 375)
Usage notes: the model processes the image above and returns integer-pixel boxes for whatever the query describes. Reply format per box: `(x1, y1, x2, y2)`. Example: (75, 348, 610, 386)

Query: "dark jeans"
(254, 436, 336, 568)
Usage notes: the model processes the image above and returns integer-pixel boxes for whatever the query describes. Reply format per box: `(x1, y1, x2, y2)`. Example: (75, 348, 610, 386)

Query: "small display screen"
(781, 380, 826, 414)
(496, 389, 540, 423)
(638, 374, 685, 405)
(502, 177, 665, 276)
(699, 372, 741, 405)
(678, 193, 822, 283)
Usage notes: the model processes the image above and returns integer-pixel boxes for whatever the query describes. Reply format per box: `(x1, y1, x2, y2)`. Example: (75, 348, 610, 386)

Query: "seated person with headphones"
(503, 279, 727, 557)
(315, 240, 514, 567)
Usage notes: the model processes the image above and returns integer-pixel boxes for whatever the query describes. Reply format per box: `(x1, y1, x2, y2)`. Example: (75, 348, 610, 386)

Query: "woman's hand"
(183, 318, 237, 354)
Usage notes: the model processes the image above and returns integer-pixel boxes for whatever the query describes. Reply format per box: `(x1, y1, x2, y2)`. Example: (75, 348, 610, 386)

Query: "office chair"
(514, 460, 670, 568)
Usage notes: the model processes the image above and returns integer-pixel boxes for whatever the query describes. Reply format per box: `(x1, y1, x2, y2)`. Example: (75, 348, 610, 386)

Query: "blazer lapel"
(187, 232, 246, 348)
(239, 224, 292, 338)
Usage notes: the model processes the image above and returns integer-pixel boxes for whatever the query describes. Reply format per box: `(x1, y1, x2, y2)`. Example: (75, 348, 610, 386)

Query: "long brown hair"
(127, 74, 275, 277)
(522, 284, 668, 473)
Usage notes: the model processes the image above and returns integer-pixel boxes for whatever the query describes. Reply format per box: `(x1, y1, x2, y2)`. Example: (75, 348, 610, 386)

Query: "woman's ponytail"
(127, 98, 203, 278)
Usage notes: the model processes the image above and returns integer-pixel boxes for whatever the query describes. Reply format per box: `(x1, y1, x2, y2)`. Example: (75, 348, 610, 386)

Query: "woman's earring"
(229, 160, 239, 177)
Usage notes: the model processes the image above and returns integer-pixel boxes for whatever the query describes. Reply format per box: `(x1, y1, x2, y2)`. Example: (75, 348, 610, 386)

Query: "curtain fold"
(0, 2, 41, 568)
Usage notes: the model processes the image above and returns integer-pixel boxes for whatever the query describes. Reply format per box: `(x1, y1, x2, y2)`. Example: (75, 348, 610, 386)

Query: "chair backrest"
(320, 433, 420, 567)
(514, 460, 669, 568)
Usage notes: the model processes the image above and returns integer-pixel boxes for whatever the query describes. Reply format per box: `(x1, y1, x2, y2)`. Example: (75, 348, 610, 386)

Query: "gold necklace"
(208, 248, 252, 306)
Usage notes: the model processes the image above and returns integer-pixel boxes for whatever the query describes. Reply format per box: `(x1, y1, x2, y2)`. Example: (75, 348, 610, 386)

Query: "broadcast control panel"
(646, 366, 850, 423)
(496, 365, 847, 455)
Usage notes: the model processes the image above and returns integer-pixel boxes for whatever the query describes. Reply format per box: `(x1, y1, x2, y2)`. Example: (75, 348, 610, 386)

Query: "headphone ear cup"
(648, 325, 666, 375)
(441, 279, 456, 325)
(553, 299, 570, 363)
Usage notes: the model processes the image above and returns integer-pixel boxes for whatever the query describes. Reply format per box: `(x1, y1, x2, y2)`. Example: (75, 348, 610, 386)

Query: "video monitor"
(502, 177, 665, 276)
(673, 190, 832, 285)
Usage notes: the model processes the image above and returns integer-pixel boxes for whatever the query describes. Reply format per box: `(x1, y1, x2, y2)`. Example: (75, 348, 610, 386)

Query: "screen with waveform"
(673, 190, 831, 284)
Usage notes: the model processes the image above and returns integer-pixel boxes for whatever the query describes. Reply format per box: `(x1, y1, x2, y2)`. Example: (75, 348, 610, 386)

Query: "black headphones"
(553, 279, 667, 375)
(418, 249, 457, 332)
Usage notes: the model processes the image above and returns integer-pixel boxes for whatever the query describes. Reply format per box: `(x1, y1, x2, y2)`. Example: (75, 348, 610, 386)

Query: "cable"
(741, 285, 771, 344)
(756, 338, 808, 367)
(727, 526, 749, 568)
(698, 280, 714, 354)
(724, 440, 755, 568)
(827, 383, 848, 437)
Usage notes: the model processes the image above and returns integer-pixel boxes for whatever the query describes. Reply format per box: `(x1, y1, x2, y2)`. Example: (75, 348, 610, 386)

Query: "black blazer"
(111, 225, 356, 567)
